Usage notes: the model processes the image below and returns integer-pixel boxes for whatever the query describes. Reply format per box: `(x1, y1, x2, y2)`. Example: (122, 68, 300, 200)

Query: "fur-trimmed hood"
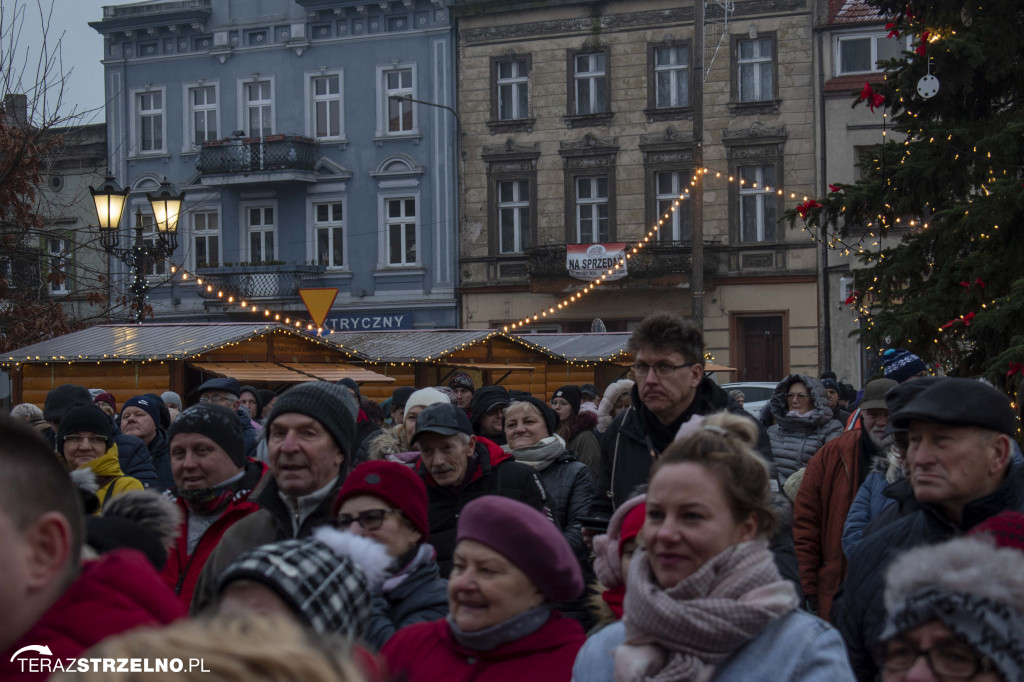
(597, 380, 634, 433)
(368, 424, 408, 460)
(869, 446, 906, 484)
(768, 374, 835, 427)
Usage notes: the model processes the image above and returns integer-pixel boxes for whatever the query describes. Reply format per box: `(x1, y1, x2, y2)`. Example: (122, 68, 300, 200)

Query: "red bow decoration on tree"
(844, 291, 860, 305)
(796, 199, 822, 220)
(915, 31, 930, 56)
(963, 311, 976, 325)
(1007, 362, 1024, 377)
(886, 22, 900, 38)
(859, 82, 885, 112)
(828, 184, 843, 193)
(958, 278, 987, 289)
(941, 311, 976, 329)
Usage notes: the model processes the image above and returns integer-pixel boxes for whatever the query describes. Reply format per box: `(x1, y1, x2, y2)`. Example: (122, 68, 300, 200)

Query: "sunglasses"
(335, 508, 400, 531)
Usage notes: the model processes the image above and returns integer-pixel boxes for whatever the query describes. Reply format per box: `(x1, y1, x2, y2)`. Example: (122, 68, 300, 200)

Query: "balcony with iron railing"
(196, 135, 318, 185)
(194, 263, 326, 304)
(525, 240, 720, 280)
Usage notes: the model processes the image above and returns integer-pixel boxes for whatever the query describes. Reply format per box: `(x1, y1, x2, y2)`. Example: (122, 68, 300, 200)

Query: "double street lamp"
(89, 176, 185, 323)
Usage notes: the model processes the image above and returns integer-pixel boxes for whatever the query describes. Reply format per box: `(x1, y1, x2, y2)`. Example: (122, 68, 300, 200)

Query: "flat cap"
(890, 378, 1017, 436)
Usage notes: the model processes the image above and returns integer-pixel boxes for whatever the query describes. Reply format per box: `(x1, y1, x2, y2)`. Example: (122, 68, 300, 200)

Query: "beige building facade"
(453, 0, 823, 381)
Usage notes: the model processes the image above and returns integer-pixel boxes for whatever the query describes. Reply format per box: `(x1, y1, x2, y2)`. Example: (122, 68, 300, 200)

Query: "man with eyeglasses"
(188, 381, 358, 614)
(192, 377, 259, 460)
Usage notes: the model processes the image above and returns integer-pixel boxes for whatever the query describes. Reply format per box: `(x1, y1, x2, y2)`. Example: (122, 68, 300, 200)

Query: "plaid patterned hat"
(218, 528, 391, 637)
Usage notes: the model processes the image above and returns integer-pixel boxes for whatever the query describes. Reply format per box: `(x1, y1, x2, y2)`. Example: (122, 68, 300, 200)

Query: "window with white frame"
(192, 211, 220, 268)
(245, 81, 273, 138)
(738, 165, 778, 243)
(246, 206, 276, 263)
(48, 237, 70, 294)
(497, 180, 530, 254)
(575, 176, 609, 243)
(138, 214, 167, 276)
(136, 90, 164, 153)
(310, 74, 342, 139)
(837, 33, 906, 75)
(654, 46, 689, 108)
(496, 59, 529, 120)
(385, 197, 416, 266)
(737, 38, 774, 102)
(314, 201, 345, 268)
(189, 85, 217, 146)
(655, 170, 692, 241)
(384, 68, 414, 134)
(574, 53, 608, 115)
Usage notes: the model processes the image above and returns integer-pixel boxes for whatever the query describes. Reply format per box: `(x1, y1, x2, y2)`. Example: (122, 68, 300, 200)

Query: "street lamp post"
(89, 176, 185, 323)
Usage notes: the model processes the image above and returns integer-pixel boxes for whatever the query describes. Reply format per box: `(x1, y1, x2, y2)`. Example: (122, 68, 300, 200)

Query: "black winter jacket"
(145, 429, 172, 491)
(535, 451, 594, 564)
(833, 460, 1024, 681)
(421, 437, 550, 577)
(111, 428, 157, 488)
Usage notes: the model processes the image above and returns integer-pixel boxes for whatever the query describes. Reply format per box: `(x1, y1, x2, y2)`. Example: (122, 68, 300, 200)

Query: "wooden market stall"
(5, 323, 392, 408)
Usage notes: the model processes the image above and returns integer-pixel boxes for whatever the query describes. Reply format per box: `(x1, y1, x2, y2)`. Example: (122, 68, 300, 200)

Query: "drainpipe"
(815, 5, 832, 373)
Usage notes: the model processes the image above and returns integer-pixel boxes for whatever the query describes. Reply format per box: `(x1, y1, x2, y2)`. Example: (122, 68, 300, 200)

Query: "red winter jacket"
(160, 460, 267, 608)
(382, 612, 584, 682)
(0, 550, 185, 681)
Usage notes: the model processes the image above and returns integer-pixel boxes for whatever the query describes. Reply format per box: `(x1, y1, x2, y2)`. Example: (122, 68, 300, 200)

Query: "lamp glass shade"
(147, 184, 184, 233)
(90, 177, 129, 229)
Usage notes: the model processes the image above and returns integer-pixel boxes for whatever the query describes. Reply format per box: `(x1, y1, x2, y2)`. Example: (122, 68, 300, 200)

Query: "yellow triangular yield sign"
(299, 288, 339, 329)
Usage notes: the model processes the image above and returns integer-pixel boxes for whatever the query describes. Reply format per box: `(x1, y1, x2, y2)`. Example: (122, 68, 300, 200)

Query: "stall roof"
(188, 361, 394, 384)
(514, 332, 633, 362)
(328, 329, 497, 363)
(3, 323, 362, 364)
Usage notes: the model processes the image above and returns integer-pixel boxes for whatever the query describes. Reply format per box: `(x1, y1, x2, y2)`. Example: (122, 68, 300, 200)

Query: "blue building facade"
(91, 0, 457, 329)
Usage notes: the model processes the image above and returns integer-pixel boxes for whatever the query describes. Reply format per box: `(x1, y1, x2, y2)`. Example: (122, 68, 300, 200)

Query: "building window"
(246, 206, 276, 263)
(738, 165, 778, 242)
(496, 59, 529, 120)
(48, 237, 70, 294)
(655, 171, 692, 241)
(737, 38, 774, 102)
(189, 85, 217, 146)
(138, 214, 167, 276)
(245, 80, 273, 137)
(385, 197, 417, 266)
(836, 34, 906, 75)
(384, 68, 415, 134)
(573, 53, 608, 115)
(310, 73, 342, 139)
(653, 46, 689, 108)
(497, 180, 530, 254)
(192, 211, 220, 268)
(314, 201, 345, 268)
(575, 176, 609, 244)
(136, 90, 164, 153)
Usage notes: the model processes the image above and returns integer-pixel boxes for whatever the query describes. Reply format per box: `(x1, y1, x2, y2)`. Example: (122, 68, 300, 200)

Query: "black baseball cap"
(410, 402, 474, 444)
(580, 383, 599, 398)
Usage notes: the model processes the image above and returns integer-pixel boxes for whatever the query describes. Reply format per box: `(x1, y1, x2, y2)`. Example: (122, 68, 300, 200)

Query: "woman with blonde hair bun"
(573, 411, 854, 682)
(53, 614, 368, 682)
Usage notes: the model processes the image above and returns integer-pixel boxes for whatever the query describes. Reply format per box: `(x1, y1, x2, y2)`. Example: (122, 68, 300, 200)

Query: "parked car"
(721, 382, 778, 419)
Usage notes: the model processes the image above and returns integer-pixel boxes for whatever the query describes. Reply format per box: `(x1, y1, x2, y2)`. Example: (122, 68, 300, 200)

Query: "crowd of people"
(1, 313, 1022, 681)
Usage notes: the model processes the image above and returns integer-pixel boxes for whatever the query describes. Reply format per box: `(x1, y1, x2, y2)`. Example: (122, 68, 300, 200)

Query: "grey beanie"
(168, 403, 245, 467)
(266, 382, 358, 457)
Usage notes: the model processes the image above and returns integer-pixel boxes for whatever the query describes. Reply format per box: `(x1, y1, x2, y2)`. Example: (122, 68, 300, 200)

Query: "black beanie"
(168, 403, 246, 467)
(57, 404, 114, 454)
(552, 385, 582, 415)
(44, 384, 93, 422)
(337, 377, 361, 401)
(513, 396, 559, 436)
(390, 386, 416, 411)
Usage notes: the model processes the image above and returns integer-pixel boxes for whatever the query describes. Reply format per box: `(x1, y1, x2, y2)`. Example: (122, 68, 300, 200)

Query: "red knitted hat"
(968, 511, 1024, 553)
(618, 502, 646, 557)
(333, 460, 429, 538)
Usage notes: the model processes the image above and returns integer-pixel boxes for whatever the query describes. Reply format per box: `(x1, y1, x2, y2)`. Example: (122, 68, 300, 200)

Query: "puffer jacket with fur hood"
(766, 374, 844, 481)
(596, 380, 633, 434)
(842, 448, 904, 556)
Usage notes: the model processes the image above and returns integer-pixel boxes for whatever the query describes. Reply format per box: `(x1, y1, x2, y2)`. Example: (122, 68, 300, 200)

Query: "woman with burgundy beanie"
(550, 385, 602, 476)
(382, 495, 586, 682)
(334, 460, 449, 651)
(590, 494, 646, 627)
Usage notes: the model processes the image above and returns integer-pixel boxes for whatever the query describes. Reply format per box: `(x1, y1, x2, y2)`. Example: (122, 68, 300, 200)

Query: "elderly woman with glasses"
(333, 460, 448, 651)
(765, 374, 844, 483)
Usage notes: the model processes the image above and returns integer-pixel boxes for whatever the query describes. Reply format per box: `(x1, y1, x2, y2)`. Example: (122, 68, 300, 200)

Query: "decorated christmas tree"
(791, 0, 1024, 394)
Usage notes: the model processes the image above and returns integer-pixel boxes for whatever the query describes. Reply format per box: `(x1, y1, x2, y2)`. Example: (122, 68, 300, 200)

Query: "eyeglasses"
(335, 508, 400, 531)
(630, 361, 698, 378)
(199, 394, 233, 404)
(63, 435, 107, 447)
(874, 638, 995, 680)
(786, 392, 810, 401)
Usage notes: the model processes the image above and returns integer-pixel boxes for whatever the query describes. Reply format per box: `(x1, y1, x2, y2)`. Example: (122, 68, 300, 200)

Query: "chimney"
(828, 0, 846, 23)
(2, 94, 28, 127)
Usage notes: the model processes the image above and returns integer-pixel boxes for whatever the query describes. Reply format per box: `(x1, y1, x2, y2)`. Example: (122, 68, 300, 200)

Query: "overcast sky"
(9, 0, 110, 124)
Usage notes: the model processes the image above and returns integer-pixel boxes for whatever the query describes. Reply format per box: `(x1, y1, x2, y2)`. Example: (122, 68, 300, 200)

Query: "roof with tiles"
(831, 0, 885, 25)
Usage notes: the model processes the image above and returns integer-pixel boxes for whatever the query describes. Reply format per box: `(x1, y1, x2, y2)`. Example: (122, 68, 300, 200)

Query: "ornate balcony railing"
(196, 135, 318, 175)
(194, 264, 326, 300)
(526, 240, 719, 279)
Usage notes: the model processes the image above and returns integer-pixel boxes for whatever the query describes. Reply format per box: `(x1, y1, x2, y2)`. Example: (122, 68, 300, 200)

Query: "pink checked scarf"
(614, 539, 799, 682)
